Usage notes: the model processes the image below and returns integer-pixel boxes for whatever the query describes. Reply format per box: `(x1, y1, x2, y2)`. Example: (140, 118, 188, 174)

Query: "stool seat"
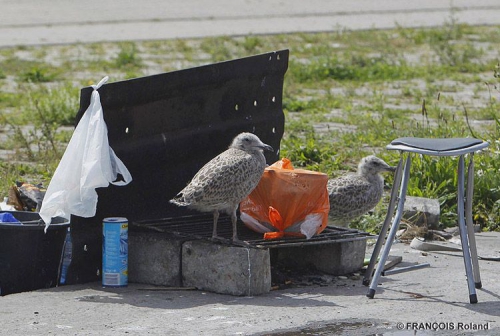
(364, 137, 489, 304)
(387, 137, 489, 155)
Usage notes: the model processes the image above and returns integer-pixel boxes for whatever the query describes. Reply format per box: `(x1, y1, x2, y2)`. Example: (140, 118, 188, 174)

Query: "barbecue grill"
(66, 50, 371, 292)
(132, 213, 372, 249)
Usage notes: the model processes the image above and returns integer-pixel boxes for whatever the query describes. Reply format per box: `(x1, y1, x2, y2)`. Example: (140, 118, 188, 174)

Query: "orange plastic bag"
(240, 158, 330, 239)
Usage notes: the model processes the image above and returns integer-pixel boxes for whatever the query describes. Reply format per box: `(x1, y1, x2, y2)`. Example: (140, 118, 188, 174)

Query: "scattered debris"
(402, 196, 440, 229)
(382, 263, 430, 276)
(478, 256, 500, 261)
(270, 264, 353, 289)
(428, 229, 453, 240)
(410, 237, 462, 252)
(6, 182, 45, 212)
(383, 255, 403, 271)
(136, 287, 197, 291)
(402, 290, 426, 299)
(395, 221, 428, 242)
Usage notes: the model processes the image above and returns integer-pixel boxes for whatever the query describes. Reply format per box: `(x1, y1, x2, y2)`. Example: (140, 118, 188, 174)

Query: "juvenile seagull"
(170, 132, 273, 242)
(327, 155, 396, 227)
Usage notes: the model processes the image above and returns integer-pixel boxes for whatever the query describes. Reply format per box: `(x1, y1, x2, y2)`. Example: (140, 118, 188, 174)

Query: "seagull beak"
(261, 144, 274, 152)
(386, 165, 397, 172)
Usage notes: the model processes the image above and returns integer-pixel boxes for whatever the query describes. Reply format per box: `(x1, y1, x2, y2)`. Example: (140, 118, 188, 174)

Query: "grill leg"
(363, 157, 404, 286)
(466, 154, 482, 289)
(367, 154, 411, 299)
(457, 155, 478, 304)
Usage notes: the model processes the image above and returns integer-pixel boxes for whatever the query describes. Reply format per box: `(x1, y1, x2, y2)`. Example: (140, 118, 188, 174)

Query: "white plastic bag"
(39, 77, 132, 231)
(240, 212, 323, 239)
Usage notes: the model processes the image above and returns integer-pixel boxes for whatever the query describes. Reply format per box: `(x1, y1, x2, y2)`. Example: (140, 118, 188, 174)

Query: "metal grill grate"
(132, 213, 373, 249)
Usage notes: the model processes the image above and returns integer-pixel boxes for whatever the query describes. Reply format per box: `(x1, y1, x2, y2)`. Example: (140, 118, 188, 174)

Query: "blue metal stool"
(363, 137, 489, 304)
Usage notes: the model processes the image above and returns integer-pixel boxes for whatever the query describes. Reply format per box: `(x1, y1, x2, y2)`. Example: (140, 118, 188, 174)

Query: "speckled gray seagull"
(327, 155, 396, 227)
(170, 132, 273, 242)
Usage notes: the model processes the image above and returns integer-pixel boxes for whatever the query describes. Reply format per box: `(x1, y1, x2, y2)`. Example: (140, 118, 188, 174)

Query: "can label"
(102, 217, 128, 287)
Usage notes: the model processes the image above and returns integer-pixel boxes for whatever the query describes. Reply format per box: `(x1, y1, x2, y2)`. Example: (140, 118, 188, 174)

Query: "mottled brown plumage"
(170, 132, 273, 241)
(327, 156, 395, 227)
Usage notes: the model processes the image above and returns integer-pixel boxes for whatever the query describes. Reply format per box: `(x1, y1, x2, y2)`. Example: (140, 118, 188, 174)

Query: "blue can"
(102, 217, 128, 287)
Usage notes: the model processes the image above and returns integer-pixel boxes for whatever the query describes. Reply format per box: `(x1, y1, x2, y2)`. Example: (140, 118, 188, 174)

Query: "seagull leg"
(231, 207, 239, 242)
(229, 209, 250, 247)
(212, 209, 220, 239)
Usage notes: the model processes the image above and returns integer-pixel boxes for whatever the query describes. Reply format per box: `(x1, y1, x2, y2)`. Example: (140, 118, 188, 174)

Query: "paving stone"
(182, 240, 271, 296)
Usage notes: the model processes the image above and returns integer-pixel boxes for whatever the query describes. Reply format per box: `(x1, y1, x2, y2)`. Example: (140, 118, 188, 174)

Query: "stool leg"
(457, 155, 478, 304)
(363, 157, 404, 286)
(367, 154, 411, 299)
(466, 154, 482, 289)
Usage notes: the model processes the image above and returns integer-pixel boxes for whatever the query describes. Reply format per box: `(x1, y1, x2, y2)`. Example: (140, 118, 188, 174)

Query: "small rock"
(403, 196, 440, 229)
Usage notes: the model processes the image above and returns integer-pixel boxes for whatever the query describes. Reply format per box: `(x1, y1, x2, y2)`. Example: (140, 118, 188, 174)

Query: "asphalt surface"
(1, 1, 500, 335)
(1, 233, 499, 335)
(1, 0, 500, 47)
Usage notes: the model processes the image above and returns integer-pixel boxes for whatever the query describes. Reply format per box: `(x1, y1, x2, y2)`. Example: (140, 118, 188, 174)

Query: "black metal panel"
(67, 50, 289, 284)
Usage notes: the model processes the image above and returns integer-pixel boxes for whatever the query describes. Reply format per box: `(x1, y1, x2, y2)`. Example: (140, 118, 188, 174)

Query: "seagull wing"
(179, 149, 263, 209)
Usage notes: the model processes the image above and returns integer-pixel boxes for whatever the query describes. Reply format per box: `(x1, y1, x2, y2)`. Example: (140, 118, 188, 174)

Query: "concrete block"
(403, 196, 440, 229)
(182, 240, 271, 296)
(271, 239, 366, 275)
(129, 232, 184, 286)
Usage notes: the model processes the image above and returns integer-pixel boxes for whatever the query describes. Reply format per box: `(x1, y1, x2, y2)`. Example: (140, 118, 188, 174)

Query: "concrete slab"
(1, 232, 499, 335)
(181, 240, 271, 296)
(271, 239, 366, 275)
(128, 232, 185, 287)
(128, 228, 368, 296)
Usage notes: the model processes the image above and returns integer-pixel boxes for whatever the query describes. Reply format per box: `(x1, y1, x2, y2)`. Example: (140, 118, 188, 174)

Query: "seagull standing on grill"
(327, 155, 396, 227)
(170, 132, 273, 242)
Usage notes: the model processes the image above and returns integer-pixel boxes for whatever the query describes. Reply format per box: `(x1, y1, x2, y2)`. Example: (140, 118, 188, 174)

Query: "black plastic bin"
(0, 211, 70, 296)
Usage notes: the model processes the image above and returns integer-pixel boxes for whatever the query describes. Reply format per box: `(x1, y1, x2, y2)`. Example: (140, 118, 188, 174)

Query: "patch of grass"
(0, 22, 499, 232)
(0, 57, 33, 76)
(114, 43, 143, 69)
(288, 52, 445, 84)
(239, 36, 263, 53)
(200, 36, 234, 63)
(0, 161, 55, 198)
(0, 83, 77, 164)
(0, 92, 20, 109)
(283, 94, 343, 113)
(20, 66, 57, 83)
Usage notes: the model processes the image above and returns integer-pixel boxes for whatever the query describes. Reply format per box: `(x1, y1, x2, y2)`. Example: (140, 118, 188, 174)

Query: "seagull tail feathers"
(169, 193, 190, 207)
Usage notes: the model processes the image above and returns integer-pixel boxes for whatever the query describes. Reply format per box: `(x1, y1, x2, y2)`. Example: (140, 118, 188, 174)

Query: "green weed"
(115, 43, 143, 69)
(200, 36, 234, 62)
(20, 66, 57, 83)
(240, 36, 263, 53)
